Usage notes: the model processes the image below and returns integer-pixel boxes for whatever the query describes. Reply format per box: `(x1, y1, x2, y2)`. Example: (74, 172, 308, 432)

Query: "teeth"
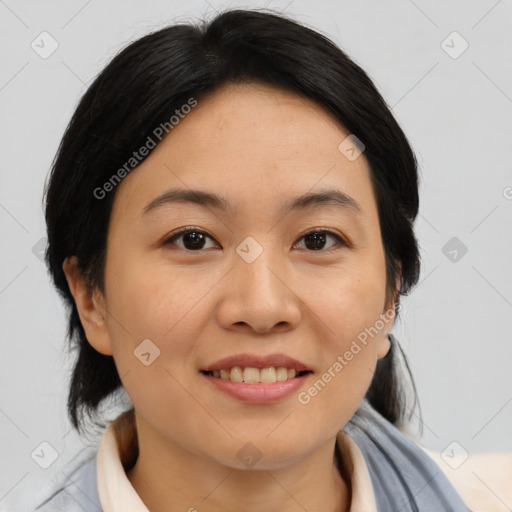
(207, 366, 306, 383)
(243, 367, 260, 383)
(276, 367, 288, 381)
(230, 366, 243, 382)
(260, 367, 276, 383)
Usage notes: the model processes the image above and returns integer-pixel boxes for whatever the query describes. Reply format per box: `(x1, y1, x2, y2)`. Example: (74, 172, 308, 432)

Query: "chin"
(206, 437, 314, 472)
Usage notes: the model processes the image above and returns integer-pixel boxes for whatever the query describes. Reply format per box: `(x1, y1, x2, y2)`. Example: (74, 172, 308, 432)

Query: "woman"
(35, 8, 477, 511)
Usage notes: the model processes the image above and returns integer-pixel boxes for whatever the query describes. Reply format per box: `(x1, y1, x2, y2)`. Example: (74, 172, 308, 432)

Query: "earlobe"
(377, 299, 398, 360)
(377, 333, 391, 359)
(62, 256, 113, 356)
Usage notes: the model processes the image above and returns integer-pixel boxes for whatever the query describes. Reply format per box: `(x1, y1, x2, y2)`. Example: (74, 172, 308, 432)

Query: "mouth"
(200, 353, 313, 385)
(200, 367, 313, 384)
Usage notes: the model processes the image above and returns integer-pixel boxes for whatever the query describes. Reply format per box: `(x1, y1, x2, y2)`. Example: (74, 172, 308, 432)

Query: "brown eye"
(294, 230, 346, 251)
(165, 229, 218, 251)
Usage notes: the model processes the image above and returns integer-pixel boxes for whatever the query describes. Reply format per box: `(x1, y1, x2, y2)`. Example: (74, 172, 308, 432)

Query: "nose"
(215, 246, 302, 334)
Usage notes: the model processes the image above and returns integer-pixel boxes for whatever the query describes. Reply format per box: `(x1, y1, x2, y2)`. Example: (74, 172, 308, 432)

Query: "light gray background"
(1, 0, 511, 509)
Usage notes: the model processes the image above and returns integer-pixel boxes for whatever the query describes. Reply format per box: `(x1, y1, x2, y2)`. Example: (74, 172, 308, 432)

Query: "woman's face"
(80, 82, 394, 469)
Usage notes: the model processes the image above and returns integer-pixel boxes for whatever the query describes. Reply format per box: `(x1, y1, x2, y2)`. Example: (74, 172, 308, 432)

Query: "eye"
(294, 229, 347, 252)
(163, 227, 347, 252)
(164, 227, 219, 251)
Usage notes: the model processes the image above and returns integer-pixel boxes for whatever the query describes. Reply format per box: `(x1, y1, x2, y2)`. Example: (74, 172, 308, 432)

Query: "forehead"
(110, 82, 376, 221)
(180, 81, 348, 151)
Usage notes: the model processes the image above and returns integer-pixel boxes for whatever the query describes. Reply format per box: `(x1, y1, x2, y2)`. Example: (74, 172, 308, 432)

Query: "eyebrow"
(141, 187, 362, 217)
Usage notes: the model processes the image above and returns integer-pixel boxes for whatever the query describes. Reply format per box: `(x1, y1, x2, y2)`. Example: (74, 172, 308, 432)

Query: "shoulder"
(34, 456, 102, 512)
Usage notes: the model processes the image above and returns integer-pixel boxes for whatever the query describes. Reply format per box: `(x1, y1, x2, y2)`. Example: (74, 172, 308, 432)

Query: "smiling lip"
(200, 352, 312, 403)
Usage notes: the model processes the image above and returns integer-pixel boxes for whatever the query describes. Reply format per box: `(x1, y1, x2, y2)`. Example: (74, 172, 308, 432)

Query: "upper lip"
(201, 353, 311, 372)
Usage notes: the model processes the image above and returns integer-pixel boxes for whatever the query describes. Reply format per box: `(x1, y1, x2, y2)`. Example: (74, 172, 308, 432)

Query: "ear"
(384, 267, 402, 312)
(62, 256, 113, 356)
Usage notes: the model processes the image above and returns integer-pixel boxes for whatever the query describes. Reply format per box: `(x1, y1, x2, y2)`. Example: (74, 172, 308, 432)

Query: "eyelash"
(162, 226, 348, 253)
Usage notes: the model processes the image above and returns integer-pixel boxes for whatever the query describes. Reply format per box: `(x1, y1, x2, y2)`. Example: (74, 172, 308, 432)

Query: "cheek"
(296, 298, 388, 436)
(104, 250, 214, 341)
(296, 256, 388, 408)
(302, 254, 388, 342)
(101, 260, 213, 438)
